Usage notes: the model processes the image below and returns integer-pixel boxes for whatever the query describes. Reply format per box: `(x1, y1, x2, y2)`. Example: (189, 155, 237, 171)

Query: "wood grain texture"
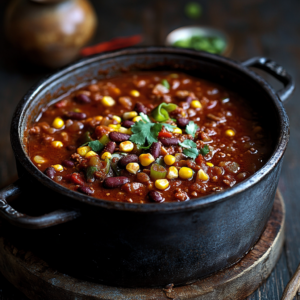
(0, 0, 299, 299)
(0, 192, 285, 300)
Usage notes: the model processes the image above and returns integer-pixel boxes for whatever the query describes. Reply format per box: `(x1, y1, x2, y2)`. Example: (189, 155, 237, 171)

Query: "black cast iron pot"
(0, 47, 294, 287)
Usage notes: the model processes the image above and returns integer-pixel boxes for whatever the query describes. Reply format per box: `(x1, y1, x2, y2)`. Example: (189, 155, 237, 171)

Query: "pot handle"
(0, 178, 81, 229)
(242, 57, 295, 102)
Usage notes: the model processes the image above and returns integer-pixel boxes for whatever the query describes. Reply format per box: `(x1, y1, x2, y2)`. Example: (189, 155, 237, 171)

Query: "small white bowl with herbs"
(165, 26, 232, 56)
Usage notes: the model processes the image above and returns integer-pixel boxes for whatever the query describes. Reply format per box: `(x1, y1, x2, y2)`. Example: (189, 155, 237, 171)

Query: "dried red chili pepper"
(81, 35, 143, 57)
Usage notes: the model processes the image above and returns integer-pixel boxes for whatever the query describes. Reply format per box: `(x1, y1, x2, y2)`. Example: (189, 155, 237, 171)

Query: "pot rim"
(11, 46, 290, 213)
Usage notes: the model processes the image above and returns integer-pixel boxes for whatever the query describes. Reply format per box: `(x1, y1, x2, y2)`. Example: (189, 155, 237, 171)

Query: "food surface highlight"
(28, 72, 271, 203)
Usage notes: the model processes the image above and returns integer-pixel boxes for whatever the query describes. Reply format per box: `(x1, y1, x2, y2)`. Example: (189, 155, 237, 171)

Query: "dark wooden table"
(0, 0, 299, 299)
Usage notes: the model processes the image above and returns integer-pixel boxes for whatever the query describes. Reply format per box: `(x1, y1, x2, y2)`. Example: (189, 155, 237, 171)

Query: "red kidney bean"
(118, 154, 139, 168)
(122, 120, 135, 128)
(44, 167, 56, 179)
(177, 118, 190, 128)
(150, 142, 161, 159)
(103, 176, 130, 188)
(134, 102, 147, 114)
(160, 138, 179, 146)
(148, 190, 165, 203)
(62, 160, 75, 168)
(78, 186, 94, 195)
(76, 94, 91, 103)
(104, 141, 116, 154)
(65, 111, 87, 120)
(109, 132, 130, 142)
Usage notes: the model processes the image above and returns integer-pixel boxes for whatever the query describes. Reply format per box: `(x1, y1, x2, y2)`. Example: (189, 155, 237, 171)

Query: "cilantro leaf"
(89, 140, 104, 152)
(161, 79, 170, 89)
(179, 139, 197, 148)
(186, 121, 199, 137)
(183, 148, 199, 159)
(200, 145, 210, 156)
(140, 112, 151, 123)
(130, 121, 162, 146)
(161, 123, 176, 132)
(81, 140, 104, 152)
(155, 156, 165, 166)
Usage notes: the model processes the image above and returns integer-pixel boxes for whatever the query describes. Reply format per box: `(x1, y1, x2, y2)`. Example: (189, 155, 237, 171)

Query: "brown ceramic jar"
(4, 0, 97, 68)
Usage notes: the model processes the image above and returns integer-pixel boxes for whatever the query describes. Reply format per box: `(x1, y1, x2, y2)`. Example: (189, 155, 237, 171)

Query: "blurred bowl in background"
(165, 26, 232, 57)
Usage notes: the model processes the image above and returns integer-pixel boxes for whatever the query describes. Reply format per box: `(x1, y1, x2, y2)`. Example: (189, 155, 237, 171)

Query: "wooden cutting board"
(0, 190, 285, 300)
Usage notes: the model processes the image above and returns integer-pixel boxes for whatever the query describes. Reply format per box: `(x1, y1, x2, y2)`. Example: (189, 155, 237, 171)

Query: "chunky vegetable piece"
(28, 71, 271, 203)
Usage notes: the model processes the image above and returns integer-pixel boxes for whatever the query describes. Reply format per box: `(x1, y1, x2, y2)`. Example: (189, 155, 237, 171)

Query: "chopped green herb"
(140, 112, 151, 123)
(88, 140, 104, 152)
(155, 156, 165, 166)
(185, 2, 202, 19)
(200, 145, 210, 156)
(81, 140, 105, 152)
(185, 121, 199, 137)
(161, 123, 176, 132)
(173, 35, 226, 54)
(183, 147, 199, 159)
(179, 139, 197, 148)
(130, 121, 162, 146)
(171, 118, 177, 122)
(161, 79, 170, 89)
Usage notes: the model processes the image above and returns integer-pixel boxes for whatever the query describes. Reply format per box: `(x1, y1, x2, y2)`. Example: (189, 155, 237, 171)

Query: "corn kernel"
(225, 129, 235, 137)
(173, 127, 182, 134)
(52, 164, 64, 172)
(108, 124, 121, 130)
(197, 169, 209, 181)
(112, 115, 121, 123)
(120, 141, 134, 152)
(51, 141, 63, 148)
(130, 90, 140, 97)
(123, 111, 138, 120)
(181, 111, 187, 117)
(164, 155, 176, 166)
(34, 155, 46, 164)
(167, 166, 178, 179)
(52, 117, 64, 129)
(77, 146, 91, 157)
(101, 96, 116, 107)
(85, 151, 98, 158)
(179, 167, 194, 179)
(74, 108, 81, 113)
(190, 100, 202, 109)
(101, 152, 112, 160)
(95, 116, 103, 122)
(139, 153, 155, 166)
(118, 127, 132, 134)
(132, 116, 142, 122)
(206, 162, 214, 167)
(126, 162, 140, 174)
(155, 179, 169, 190)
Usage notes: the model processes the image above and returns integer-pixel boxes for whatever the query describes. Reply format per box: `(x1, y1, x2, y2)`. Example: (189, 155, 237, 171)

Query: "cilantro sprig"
(81, 140, 104, 152)
(179, 139, 210, 159)
(185, 121, 199, 137)
(130, 113, 175, 148)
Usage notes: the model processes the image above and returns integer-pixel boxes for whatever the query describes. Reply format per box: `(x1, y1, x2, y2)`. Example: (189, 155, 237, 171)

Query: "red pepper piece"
(158, 131, 172, 138)
(195, 154, 205, 165)
(68, 173, 85, 186)
(80, 35, 143, 57)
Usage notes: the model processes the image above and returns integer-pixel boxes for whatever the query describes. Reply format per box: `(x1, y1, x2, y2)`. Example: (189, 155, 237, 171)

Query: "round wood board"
(0, 190, 285, 300)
